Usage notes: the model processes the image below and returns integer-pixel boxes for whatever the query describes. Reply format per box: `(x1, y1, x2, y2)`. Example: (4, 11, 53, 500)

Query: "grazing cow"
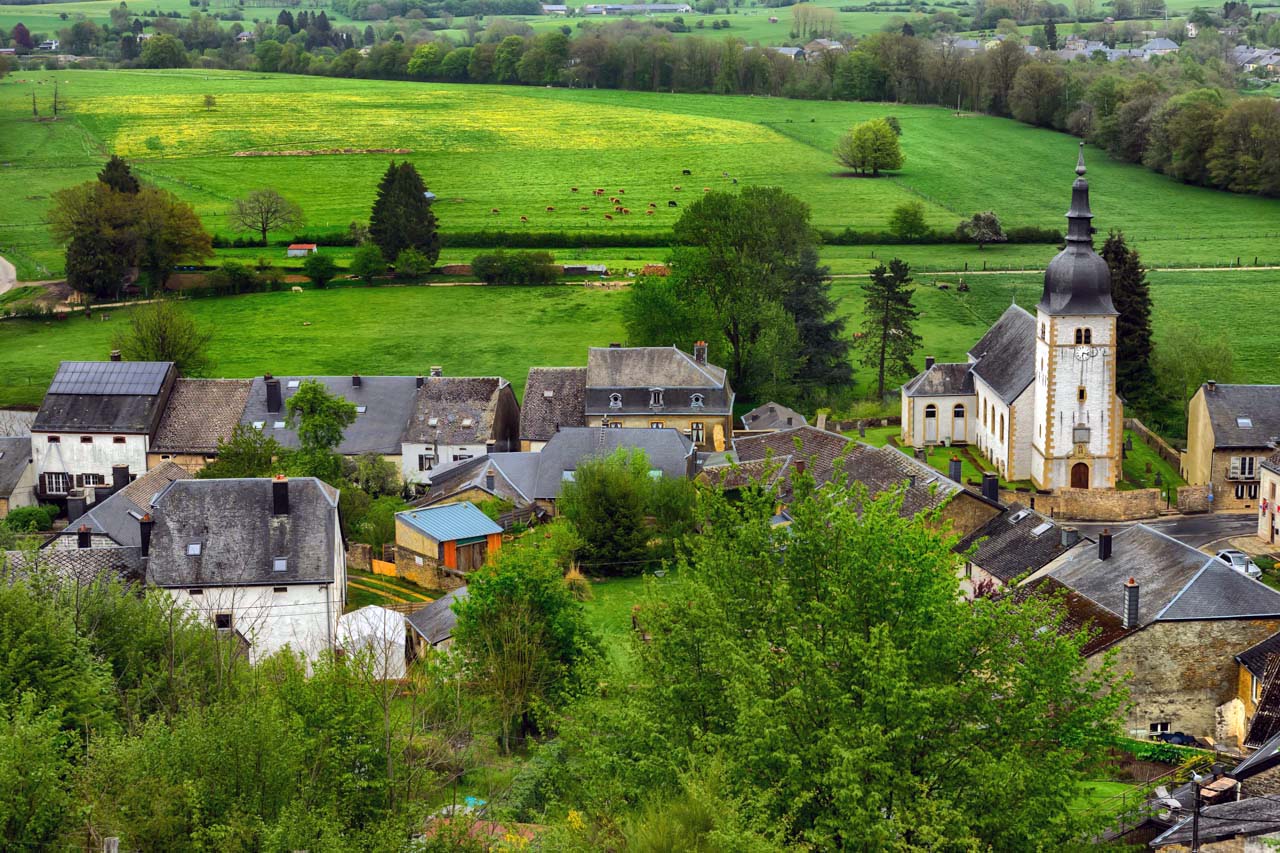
(617, 189, 625, 194)
(571, 187, 579, 192)
(520, 216, 528, 222)
(621, 208, 630, 215)
(668, 200, 678, 207)
(490, 208, 500, 214)
(703, 187, 711, 192)
(673, 185, 681, 191)
(722, 171, 729, 177)
(604, 214, 613, 220)
(647, 202, 656, 208)
(291, 286, 304, 293)
(615, 205, 624, 212)
(610, 196, 619, 204)
(546, 206, 555, 212)
(681, 168, 691, 175)
(646, 209, 654, 215)
(580, 206, 590, 211)
(732, 178, 738, 184)
(595, 188, 605, 194)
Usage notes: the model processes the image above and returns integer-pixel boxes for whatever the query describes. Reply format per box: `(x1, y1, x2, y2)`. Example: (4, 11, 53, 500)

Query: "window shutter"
(1230, 457, 1242, 479)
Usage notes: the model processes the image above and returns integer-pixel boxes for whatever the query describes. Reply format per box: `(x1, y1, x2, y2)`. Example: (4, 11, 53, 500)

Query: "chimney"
(1060, 526, 1080, 548)
(1206, 379, 1216, 393)
(66, 488, 87, 523)
(265, 374, 282, 414)
(795, 459, 806, 475)
(1123, 577, 1139, 629)
(925, 355, 936, 370)
(981, 472, 999, 502)
(429, 366, 443, 377)
(948, 456, 963, 483)
(1098, 529, 1113, 561)
(139, 513, 154, 558)
(77, 524, 92, 549)
(907, 474, 917, 489)
(416, 375, 425, 389)
(272, 475, 289, 516)
(111, 464, 130, 495)
(352, 373, 362, 388)
(693, 341, 708, 365)
(485, 470, 496, 491)
(109, 349, 122, 362)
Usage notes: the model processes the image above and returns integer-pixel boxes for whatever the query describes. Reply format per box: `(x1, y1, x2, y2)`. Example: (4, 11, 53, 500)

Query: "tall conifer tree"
(784, 247, 854, 403)
(368, 161, 439, 264)
(856, 258, 921, 399)
(1101, 230, 1155, 408)
(98, 155, 140, 194)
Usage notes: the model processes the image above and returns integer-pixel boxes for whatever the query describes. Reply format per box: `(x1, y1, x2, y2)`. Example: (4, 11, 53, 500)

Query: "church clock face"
(1074, 344, 1096, 361)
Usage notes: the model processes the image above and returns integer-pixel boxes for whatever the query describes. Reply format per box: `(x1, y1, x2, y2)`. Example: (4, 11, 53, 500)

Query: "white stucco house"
(400, 373, 520, 487)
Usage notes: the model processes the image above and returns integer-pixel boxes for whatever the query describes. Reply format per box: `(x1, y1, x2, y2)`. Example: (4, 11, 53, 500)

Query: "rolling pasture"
(0, 268, 1274, 409)
(3, 70, 1280, 279)
(0, 0, 352, 35)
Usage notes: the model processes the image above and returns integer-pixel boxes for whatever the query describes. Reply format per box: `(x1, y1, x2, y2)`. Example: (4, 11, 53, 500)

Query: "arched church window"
(925, 404, 937, 419)
(998, 413, 1005, 442)
(1074, 328, 1093, 345)
(954, 404, 965, 420)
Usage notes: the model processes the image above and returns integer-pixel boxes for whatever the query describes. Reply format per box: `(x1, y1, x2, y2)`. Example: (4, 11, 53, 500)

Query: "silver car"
(1217, 549, 1262, 578)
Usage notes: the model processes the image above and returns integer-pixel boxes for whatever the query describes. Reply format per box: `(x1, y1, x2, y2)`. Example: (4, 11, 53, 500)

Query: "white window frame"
(608, 393, 623, 409)
(691, 393, 704, 408)
(43, 472, 70, 494)
(649, 388, 664, 408)
(690, 422, 705, 444)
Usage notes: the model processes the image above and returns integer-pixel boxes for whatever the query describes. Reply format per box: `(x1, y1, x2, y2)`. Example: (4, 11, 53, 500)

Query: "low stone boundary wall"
(346, 542, 371, 572)
(1177, 484, 1213, 514)
(1125, 417, 1182, 468)
(1002, 486, 1165, 522)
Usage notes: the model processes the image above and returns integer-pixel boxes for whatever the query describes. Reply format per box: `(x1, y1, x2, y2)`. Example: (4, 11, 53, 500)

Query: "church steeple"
(1037, 144, 1116, 317)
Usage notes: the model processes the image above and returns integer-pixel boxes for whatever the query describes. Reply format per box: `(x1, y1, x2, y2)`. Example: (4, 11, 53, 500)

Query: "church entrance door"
(1071, 462, 1090, 489)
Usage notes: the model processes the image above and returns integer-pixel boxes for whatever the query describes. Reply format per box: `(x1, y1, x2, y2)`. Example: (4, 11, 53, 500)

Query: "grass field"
(0, 0, 353, 35)
(4, 69, 1280, 279)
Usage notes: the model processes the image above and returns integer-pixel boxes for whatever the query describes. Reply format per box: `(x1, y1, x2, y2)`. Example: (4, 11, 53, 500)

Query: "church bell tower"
(1030, 145, 1122, 491)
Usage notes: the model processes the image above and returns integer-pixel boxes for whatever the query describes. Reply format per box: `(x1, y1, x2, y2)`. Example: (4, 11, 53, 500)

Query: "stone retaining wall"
(1001, 486, 1165, 521)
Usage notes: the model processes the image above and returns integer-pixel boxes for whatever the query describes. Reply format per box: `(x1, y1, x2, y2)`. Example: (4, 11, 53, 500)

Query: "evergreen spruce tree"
(783, 247, 854, 404)
(98, 155, 140, 194)
(368, 161, 440, 264)
(855, 258, 921, 399)
(1101, 230, 1156, 408)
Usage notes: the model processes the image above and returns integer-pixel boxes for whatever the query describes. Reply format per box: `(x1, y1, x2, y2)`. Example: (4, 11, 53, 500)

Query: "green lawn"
(0, 0, 356, 35)
(345, 568, 439, 611)
(1121, 429, 1185, 492)
(1070, 780, 1143, 817)
(5, 69, 1280, 279)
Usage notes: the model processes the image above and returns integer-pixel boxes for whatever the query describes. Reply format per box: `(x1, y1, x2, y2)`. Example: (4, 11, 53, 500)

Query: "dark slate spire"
(1038, 144, 1117, 317)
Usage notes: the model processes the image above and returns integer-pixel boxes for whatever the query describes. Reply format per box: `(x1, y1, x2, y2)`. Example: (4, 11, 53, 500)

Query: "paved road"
(1074, 514, 1257, 550)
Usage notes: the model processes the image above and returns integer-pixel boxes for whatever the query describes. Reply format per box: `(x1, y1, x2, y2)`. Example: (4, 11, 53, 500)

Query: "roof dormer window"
(649, 388, 664, 408)
(691, 393, 704, 408)
(609, 393, 622, 409)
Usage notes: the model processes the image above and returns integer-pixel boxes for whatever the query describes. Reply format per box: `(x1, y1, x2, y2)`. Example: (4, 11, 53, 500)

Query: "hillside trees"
(112, 299, 214, 375)
(888, 200, 929, 240)
(368, 161, 439, 264)
(958, 210, 1008, 249)
(139, 33, 187, 68)
(856, 258, 921, 399)
(228, 188, 305, 245)
(302, 253, 338, 289)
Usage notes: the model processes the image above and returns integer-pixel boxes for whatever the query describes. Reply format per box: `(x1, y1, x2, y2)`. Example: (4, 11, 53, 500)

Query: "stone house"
(0, 436, 36, 519)
(953, 502, 1083, 597)
(394, 502, 503, 590)
(518, 367, 588, 451)
(1259, 452, 1280, 546)
(1019, 524, 1280, 741)
(1182, 382, 1280, 512)
(400, 373, 520, 486)
(740, 401, 807, 433)
(146, 476, 346, 664)
(147, 379, 253, 473)
(31, 360, 178, 509)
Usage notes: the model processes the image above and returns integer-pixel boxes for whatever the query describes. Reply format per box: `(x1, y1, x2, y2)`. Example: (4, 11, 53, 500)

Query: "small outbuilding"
(339, 605, 410, 679)
(407, 586, 469, 655)
(395, 501, 503, 588)
(286, 243, 318, 257)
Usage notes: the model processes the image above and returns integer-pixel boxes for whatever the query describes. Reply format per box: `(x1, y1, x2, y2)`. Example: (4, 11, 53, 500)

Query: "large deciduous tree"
(285, 379, 357, 482)
(1101, 230, 1156, 409)
(113, 299, 213, 375)
(228, 188, 304, 246)
(368, 161, 439, 264)
(957, 210, 1007, 249)
(835, 117, 904, 176)
(132, 187, 213, 293)
(856, 257, 921, 399)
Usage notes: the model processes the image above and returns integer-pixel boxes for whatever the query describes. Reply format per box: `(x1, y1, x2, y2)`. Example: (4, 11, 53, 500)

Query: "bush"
(471, 250, 559, 286)
(5, 504, 59, 532)
(394, 248, 432, 277)
(302, 254, 338, 289)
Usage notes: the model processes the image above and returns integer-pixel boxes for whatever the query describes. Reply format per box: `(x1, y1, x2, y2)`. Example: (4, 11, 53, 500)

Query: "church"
(900, 146, 1123, 491)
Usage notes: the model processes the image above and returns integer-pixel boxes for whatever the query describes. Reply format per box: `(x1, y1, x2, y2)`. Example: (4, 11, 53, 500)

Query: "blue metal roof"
(397, 502, 503, 543)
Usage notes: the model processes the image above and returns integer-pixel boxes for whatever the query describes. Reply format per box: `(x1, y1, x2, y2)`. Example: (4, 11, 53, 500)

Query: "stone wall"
(395, 544, 464, 592)
(346, 543, 372, 573)
(999, 486, 1164, 521)
(1126, 417, 1182, 468)
(1104, 618, 1280, 738)
(1178, 485, 1213, 514)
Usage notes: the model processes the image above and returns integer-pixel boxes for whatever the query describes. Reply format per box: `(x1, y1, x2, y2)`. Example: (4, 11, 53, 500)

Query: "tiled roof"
(146, 477, 340, 587)
(902, 362, 975, 397)
(586, 346, 727, 389)
(34, 361, 176, 434)
(0, 436, 32, 497)
(1152, 797, 1280, 846)
(519, 367, 587, 443)
(740, 402, 807, 431)
(955, 503, 1075, 583)
(1237, 630, 1280, 679)
(698, 457, 790, 491)
(841, 443, 967, 517)
(407, 586, 468, 645)
(732, 426, 852, 486)
(1264, 450, 1280, 475)
(1007, 576, 1133, 656)
(1200, 384, 1280, 448)
(151, 379, 252, 453)
(403, 377, 509, 445)
(397, 502, 502, 543)
(1, 545, 144, 585)
(968, 304, 1036, 404)
(61, 461, 192, 547)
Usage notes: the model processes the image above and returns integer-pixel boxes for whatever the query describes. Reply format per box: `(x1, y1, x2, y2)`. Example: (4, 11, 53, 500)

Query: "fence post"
(104, 840, 119, 853)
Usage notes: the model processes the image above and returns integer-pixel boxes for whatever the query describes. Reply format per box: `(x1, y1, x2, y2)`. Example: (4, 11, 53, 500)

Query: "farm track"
(0, 255, 15, 296)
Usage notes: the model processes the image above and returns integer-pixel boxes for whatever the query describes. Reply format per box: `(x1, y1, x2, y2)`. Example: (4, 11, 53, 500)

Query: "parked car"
(1216, 549, 1262, 578)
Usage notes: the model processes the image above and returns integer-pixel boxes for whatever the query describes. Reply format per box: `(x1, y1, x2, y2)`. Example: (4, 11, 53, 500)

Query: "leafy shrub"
(5, 504, 59, 533)
(471, 250, 558, 286)
(394, 248, 432, 277)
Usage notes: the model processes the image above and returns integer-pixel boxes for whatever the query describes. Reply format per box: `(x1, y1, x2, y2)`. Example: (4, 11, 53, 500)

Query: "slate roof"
(741, 402, 807, 431)
(398, 502, 503, 543)
(1151, 797, 1280, 846)
(1200, 384, 1280, 448)
(146, 477, 340, 587)
(530, 427, 695, 499)
(407, 586, 469, 646)
(1265, 451, 1280, 476)
(1237, 630, 1280, 679)
(1142, 37, 1178, 50)
(968, 304, 1036, 404)
(733, 426, 852, 486)
(0, 436, 32, 498)
(151, 379, 253, 453)
(955, 503, 1075, 583)
(698, 457, 791, 491)
(519, 367, 587, 443)
(1, 545, 144, 585)
(241, 375, 421, 456)
(34, 361, 177, 434)
(59, 461, 192, 548)
(403, 377, 509, 445)
(902, 363, 975, 398)
(1047, 524, 1280, 625)
(415, 455, 534, 508)
(587, 345, 726, 388)
(1007, 576, 1133, 656)
(842, 443, 969, 517)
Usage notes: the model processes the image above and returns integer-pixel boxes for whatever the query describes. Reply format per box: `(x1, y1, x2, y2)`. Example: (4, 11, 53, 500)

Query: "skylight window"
(1238, 417, 1254, 429)
(273, 557, 288, 572)
(186, 542, 202, 556)
(1030, 522, 1054, 537)
(356, 406, 367, 414)
(287, 380, 300, 389)
(273, 421, 286, 429)
(461, 418, 473, 428)
(427, 417, 439, 427)
(562, 470, 576, 482)
(1008, 509, 1031, 524)
(252, 421, 265, 430)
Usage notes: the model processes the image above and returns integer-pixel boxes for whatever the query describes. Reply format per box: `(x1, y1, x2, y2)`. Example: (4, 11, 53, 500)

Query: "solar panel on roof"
(48, 361, 171, 396)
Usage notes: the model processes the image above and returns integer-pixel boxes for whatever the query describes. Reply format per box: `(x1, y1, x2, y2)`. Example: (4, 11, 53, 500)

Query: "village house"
(400, 371, 520, 486)
(901, 149, 1124, 490)
(147, 378, 253, 473)
(518, 367, 587, 451)
(394, 501, 503, 589)
(0, 436, 36, 519)
(146, 476, 346, 663)
(1182, 382, 1280, 512)
(1018, 524, 1280, 742)
(954, 502, 1082, 597)
(1259, 452, 1280, 545)
(804, 38, 846, 55)
(740, 401, 807, 433)
(31, 360, 178, 509)
(51, 461, 191, 549)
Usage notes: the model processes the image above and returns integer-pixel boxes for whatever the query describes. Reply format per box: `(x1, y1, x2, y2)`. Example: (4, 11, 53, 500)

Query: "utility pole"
(1191, 775, 1201, 852)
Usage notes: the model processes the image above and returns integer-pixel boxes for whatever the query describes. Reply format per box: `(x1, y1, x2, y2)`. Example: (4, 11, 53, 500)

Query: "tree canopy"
(368, 161, 439, 264)
(228, 188, 305, 245)
(835, 118, 904, 176)
(855, 258, 922, 399)
(112, 299, 213, 376)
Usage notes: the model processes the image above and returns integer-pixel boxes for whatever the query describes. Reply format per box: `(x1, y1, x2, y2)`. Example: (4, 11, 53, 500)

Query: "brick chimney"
(1206, 379, 1217, 393)
(948, 456, 962, 483)
(352, 373, 361, 388)
(1098, 529, 1113, 561)
(66, 488, 87, 523)
(693, 341, 708, 365)
(429, 366, 443, 377)
(139, 513, 154, 558)
(109, 349, 122, 362)
(925, 355, 936, 370)
(485, 470, 496, 491)
(264, 374, 282, 414)
(416, 375, 425, 388)
(1060, 526, 1080, 548)
(111, 464, 130, 495)
(981, 472, 999, 503)
(77, 524, 92, 549)
(272, 475, 289, 516)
